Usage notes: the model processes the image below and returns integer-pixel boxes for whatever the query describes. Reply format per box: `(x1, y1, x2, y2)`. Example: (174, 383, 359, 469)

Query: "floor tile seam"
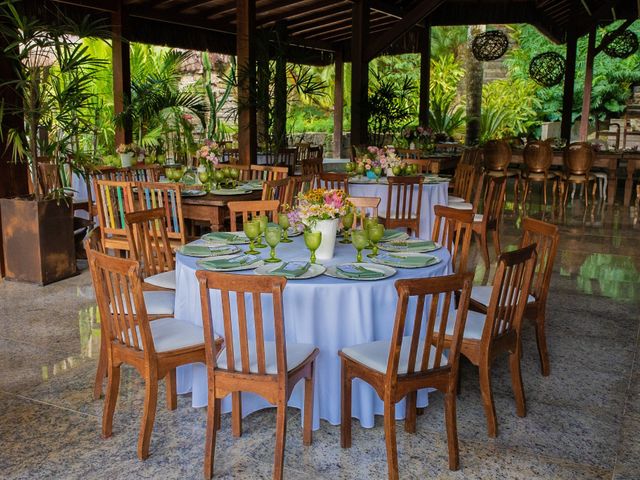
(1, 390, 101, 420)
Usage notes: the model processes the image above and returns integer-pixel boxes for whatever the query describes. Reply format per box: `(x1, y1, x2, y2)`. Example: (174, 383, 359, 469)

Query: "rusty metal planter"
(1, 197, 76, 285)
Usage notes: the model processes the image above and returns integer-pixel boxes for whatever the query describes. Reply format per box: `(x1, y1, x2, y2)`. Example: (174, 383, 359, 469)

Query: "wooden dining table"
(424, 153, 461, 174)
(181, 190, 262, 232)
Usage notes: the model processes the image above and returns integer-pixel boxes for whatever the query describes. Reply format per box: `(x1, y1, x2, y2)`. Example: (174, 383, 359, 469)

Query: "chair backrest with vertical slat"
(317, 172, 349, 193)
(520, 218, 559, 306)
(460, 147, 482, 167)
(94, 179, 136, 239)
(227, 200, 280, 231)
(87, 249, 155, 355)
(349, 196, 381, 229)
(250, 165, 289, 182)
(84, 226, 104, 254)
(386, 273, 473, 381)
(432, 206, 474, 274)
(136, 181, 186, 245)
(222, 148, 239, 164)
(480, 176, 506, 228)
(129, 165, 161, 183)
(451, 163, 477, 201)
(125, 208, 175, 279)
(302, 156, 323, 176)
(404, 157, 431, 173)
(384, 176, 423, 234)
(262, 177, 293, 206)
(196, 271, 289, 377)
(289, 175, 315, 203)
(483, 244, 537, 344)
(296, 143, 311, 163)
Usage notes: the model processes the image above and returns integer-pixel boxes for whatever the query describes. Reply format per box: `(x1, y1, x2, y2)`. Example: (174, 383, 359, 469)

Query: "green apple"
(355, 164, 365, 175)
(392, 165, 402, 176)
(228, 168, 240, 180)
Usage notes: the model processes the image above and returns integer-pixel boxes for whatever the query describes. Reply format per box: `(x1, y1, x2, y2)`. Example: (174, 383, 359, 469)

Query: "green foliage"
(428, 54, 465, 136)
(367, 71, 416, 146)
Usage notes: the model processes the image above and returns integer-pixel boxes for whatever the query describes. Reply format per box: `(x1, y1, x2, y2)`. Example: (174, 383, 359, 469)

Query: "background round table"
(347, 178, 449, 240)
(175, 235, 452, 430)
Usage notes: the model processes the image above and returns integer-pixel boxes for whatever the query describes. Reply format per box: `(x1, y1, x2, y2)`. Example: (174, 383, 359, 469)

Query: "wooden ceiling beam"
(345, 0, 405, 19)
(288, 9, 389, 36)
(51, 0, 116, 12)
(305, 16, 396, 40)
(252, 0, 342, 26)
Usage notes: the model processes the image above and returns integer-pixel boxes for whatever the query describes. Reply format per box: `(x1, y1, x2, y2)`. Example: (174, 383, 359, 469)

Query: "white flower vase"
(312, 218, 339, 260)
(409, 142, 416, 150)
(386, 167, 394, 177)
(119, 152, 134, 168)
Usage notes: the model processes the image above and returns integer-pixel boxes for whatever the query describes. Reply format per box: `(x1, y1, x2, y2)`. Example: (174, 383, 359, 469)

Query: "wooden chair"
(558, 142, 596, 207)
(94, 179, 136, 253)
(472, 176, 507, 268)
(403, 157, 431, 174)
(289, 174, 315, 204)
(136, 182, 187, 247)
(483, 139, 520, 204)
(340, 273, 474, 477)
(433, 245, 537, 438)
(262, 177, 293, 207)
(308, 145, 323, 159)
(125, 208, 176, 291)
(317, 172, 349, 193)
(86, 249, 207, 460)
(266, 148, 298, 171)
(469, 218, 559, 376)
(449, 163, 477, 204)
(227, 200, 280, 231)
(222, 148, 239, 164)
(301, 156, 324, 176)
(522, 140, 556, 208)
(459, 147, 483, 168)
(213, 163, 252, 181)
(349, 196, 381, 229)
(129, 164, 161, 182)
(379, 176, 424, 237)
(432, 205, 474, 274)
(295, 142, 311, 166)
(250, 165, 289, 182)
(196, 271, 319, 480)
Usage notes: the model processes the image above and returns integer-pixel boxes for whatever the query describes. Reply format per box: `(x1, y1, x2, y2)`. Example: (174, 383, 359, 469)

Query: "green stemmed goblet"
(264, 225, 282, 263)
(367, 223, 385, 258)
(243, 220, 261, 255)
(339, 211, 355, 244)
(363, 216, 379, 249)
(351, 229, 369, 263)
(255, 215, 268, 248)
(278, 213, 293, 243)
(304, 230, 322, 264)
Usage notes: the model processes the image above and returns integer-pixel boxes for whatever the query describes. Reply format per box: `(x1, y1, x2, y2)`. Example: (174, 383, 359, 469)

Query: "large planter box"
(1, 197, 76, 285)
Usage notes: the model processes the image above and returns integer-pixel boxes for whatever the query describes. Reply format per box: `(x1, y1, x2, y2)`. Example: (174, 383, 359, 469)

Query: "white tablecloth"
(347, 179, 449, 240)
(175, 235, 452, 430)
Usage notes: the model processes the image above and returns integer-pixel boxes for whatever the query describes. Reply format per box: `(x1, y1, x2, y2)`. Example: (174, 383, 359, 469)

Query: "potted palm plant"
(0, 1, 106, 284)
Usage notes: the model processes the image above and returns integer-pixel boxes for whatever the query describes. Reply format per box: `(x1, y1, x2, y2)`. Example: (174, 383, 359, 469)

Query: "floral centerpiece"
(195, 140, 223, 188)
(402, 125, 434, 151)
(289, 188, 352, 260)
(116, 143, 138, 167)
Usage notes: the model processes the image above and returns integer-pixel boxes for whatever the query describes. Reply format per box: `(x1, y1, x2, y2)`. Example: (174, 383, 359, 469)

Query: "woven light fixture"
(603, 30, 638, 59)
(471, 30, 509, 61)
(529, 52, 565, 87)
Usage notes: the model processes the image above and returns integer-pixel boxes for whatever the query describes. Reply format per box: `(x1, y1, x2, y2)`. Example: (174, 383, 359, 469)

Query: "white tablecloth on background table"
(175, 235, 452, 430)
(347, 179, 449, 240)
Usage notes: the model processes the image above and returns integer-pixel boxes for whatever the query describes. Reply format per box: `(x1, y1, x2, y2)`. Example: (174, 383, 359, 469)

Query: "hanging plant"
(471, 30, 509, 61)
(529, 52, 565, 87)
(603, 30, 639, 59)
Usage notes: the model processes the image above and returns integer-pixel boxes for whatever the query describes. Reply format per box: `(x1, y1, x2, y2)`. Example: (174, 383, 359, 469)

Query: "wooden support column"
(333, 50, 344, 158)
(273, 22, 288, 152)
(561, 33, 577, 144)
(579, 27, 597, 142)
(351, 0, 370, 147)
(418, 24, 431, 127)
(112, 2, 132, 146)
(237, 0, 257, 165)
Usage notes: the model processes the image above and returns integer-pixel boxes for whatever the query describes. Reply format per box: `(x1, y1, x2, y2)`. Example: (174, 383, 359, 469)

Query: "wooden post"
(350, 0, 369, 147)
(561, 33, 577, 144)
(273, 22, 288, 152)
(256, 55, 269, 148)
(112, 2, 132, 147)
(333, 50, 344, 158)
(236, 0, 257, 165)
(418, 24, 431, 127)
(579, 27, 596, 142)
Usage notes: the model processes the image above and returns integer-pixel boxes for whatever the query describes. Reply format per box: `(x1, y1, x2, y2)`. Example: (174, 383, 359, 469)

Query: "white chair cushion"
(217, 341, 316, 374)
(473, 213, 483, 222)
(434, 310, 487, 340)
(449, 202, 473, 210)
(111, 291, 175, 316)
(129, 317, 204, 353)
(448, 195, 465, 203)
(470, 285, 536, 307)
(144, 270, 176, 290)
(341, 336, 448, 374)
(379, 213, 418, 220)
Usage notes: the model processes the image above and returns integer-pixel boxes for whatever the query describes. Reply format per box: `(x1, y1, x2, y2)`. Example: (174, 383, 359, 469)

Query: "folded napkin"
(205, 232, 243, 243)
(271, 261, 311, 278)
(388, 240, 436, 250)
(200, 255, 259, 270)
(381, 229, 406, 242)
(379, 253, 438, 268)
(179, 245, 213, 257)
(337, 264, 385, 279)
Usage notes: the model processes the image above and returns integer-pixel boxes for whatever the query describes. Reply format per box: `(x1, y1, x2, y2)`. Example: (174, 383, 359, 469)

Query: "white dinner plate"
(371, 252, 441, 269)
(254, 262, 326, 280)
(379, 239, 441, 253)
(324, 262, 396, 281)
(202, 231, 250, 245)
(287, 227, 303, 237)
(181, 189, 207, 197)
(196, 254, 264, 272)
(210, 187, 249, 195)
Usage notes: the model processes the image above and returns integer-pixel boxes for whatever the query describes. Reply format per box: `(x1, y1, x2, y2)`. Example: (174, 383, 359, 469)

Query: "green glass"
(367, 223, 385, 257)
(255, 215, 268, 248)
(243, 220, 261, 255)
(304, 231, 322, 264)
(351, 229, 369, 263)
(278, 213, 293, 243)
(363, 216, 378, 248)
(198, 171, 209, 183)
(339, 211, 355, 244)
(264, 225, 282, 263)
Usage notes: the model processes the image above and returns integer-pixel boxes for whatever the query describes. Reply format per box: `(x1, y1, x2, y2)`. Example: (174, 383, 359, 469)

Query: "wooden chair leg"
(404, 391, 417, 433)
(102, 363, 121, 438)
(138, 376, 159, 460)
(273, 402, 288, 480)
(492, 229, 501, 258)
(93, 335, 108, 400)
(478, 361, 497, 438)
(509, 345, 527, 418)
(444, 391, 460, 471)
(542, 179, 548, 206)
(383, 399, 399, 480)
(533, 314, 551, 376)
(340, 360, 352, 449)
(204, 394, 219, 479)
(303, 361, 315, 446)
(477, 230, 490, 269)
(232, 391, 242, 437)
(166, 368, 177, 411)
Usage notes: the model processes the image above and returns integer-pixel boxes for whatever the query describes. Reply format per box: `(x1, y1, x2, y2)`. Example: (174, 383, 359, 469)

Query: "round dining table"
(175, 235, 452, 430)
(347, 176, 449, 240)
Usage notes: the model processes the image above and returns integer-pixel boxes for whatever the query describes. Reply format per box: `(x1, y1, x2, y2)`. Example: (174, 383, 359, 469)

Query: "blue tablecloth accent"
(175, 235, 452, 430)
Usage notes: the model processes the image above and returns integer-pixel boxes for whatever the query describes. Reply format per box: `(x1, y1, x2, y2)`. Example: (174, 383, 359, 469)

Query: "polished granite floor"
(1, 193, 639, 479)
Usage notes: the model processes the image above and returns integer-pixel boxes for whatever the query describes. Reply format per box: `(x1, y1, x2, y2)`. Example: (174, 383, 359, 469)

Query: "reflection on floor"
(1, 196, 639, 479)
